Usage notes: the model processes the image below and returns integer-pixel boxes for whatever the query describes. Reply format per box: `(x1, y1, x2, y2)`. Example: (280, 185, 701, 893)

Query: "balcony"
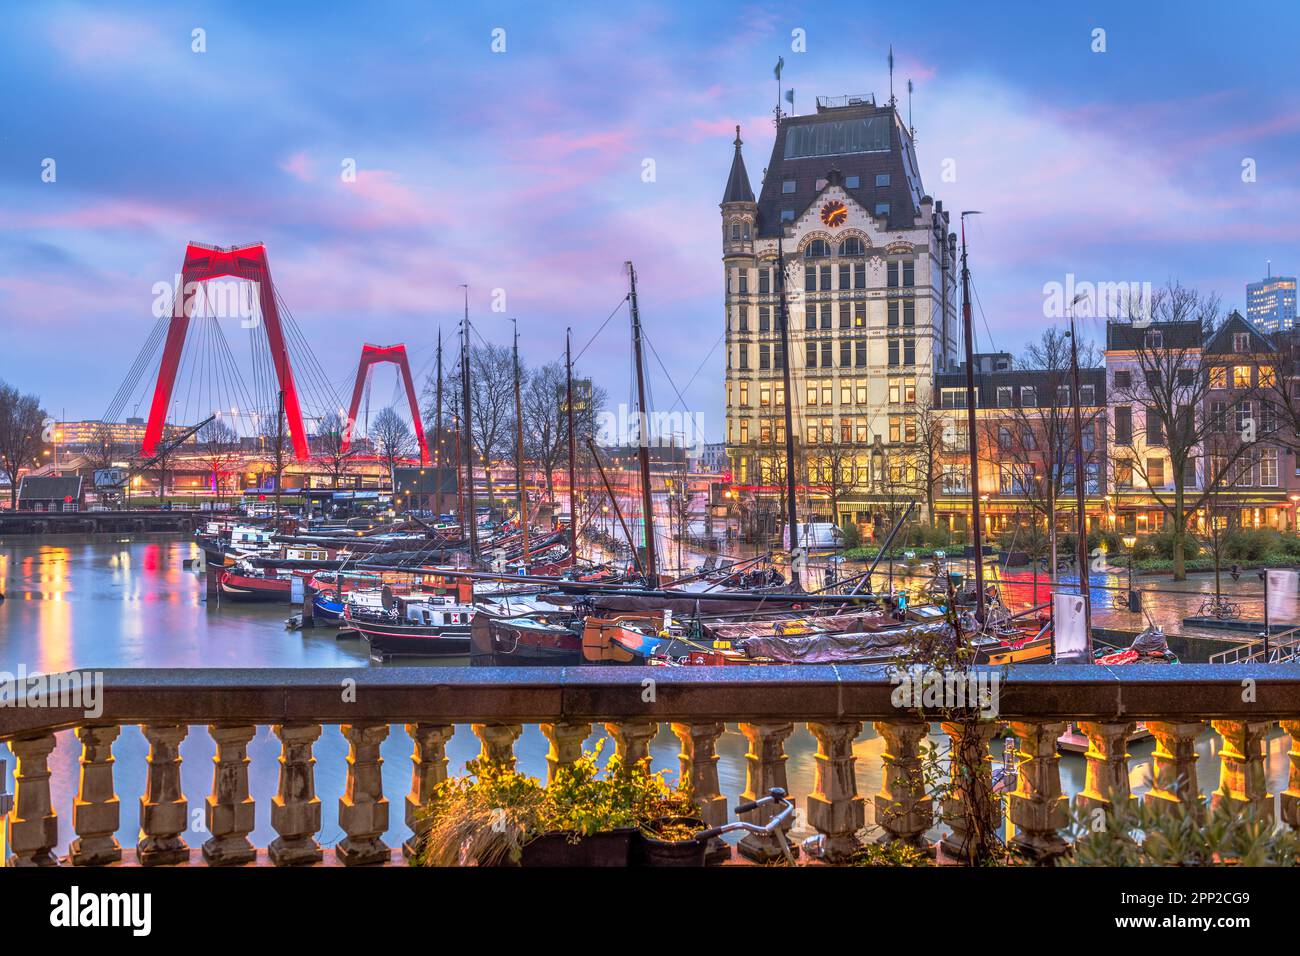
(2, 666, 1298, 866)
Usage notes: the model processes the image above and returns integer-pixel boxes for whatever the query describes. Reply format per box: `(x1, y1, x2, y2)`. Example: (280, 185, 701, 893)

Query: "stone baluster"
(203, 723, 256, 865)
(1076, 721, 1137, 822)
(540, 722, 591, 784)
(1210, 720, 1273, 823)
(605, 720, 659, 768)
(872, 720, 932, 847)
(1143, 721, 1204, 822)
(807, 720, 865, 863)
(471, 723, 522, 772)
(269, 722, 323, 866)
(939, 720, 1000, 863)
(6, 733, 59, 867)
(1280, 721, 1300, 831)
(670, 724, 726, 813)
(336, 723, 391, 866)
(404, 723, 453, 859)
(70, 725, 122, 866)
(137, 723, 189, 866)
(1005, 721, 1068, 862)
(737, 721, 795, 862)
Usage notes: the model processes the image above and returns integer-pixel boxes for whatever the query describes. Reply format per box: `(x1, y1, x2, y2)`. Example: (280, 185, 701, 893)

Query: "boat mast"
(565, 328, 579, 563)
(960, 212, 986, 621)
(274, 347, 285, 521)
(626, 261, 658, 586)
(434, 327, 443, 470)
(460, 287, 478, 564)
(773, 207, 801, 587)
(512, 319, 530, 564)
(1068, 305, 1094, 655)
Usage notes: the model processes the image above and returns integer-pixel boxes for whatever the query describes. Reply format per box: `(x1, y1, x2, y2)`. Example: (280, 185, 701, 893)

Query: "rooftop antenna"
(888, 45, 896, 108)
(773, 56, 785, 126)
(907, 78, 915, 138)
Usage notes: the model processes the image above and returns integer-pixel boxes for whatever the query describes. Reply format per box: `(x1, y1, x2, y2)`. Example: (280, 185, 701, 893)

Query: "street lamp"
(1121, 533, 1139, 612)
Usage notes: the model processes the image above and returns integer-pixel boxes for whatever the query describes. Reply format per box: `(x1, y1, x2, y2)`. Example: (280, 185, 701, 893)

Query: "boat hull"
(218, 571, 292, 602)
(350, 618, 472, 658)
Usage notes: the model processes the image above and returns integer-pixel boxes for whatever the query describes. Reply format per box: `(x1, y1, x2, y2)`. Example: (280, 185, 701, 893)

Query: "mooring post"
(302, 583, 315, 629)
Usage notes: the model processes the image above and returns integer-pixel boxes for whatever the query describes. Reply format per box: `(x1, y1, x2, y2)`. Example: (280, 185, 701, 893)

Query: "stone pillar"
(540, 722, 591, 784)
(404, 722, 453, 859)
(69, 725, 122, 866)
(872, 720, 932, 847)
(6, 733, 59, 867)
(337, 723, 391, 866)
(1076, 721, 1137, 820)
(671, 722, 728, 864)
(269, 722, 323, 866)
(137, 723, 189, 866)
(1280, 721, 1300, 831)
(1210, 720, 1273, 823)
(807, 720, 865, 863)
(1144, 721, 1204, 823)
(471, 723, 522, 772)
(1005, 721, 1068, 862)
(736, 721, 795, 862)
(202, 723, 256, 865)
(939, 720, 999, 863)
(605, 720, 658, 768)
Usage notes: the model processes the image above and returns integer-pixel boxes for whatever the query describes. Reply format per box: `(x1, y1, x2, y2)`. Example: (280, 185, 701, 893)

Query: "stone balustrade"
(1, 664, 1298, 866)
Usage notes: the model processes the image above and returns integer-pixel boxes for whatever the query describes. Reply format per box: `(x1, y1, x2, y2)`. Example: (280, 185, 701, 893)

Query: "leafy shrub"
(1065, 800, 1299, 867)
(415, 741, 695, 867)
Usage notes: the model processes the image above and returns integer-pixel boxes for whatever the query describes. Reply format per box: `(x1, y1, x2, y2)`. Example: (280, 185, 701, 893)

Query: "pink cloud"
(279, 152, 313, 183)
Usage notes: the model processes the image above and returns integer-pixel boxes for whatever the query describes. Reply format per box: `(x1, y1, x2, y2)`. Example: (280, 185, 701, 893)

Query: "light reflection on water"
(0, 534, 1292, 854)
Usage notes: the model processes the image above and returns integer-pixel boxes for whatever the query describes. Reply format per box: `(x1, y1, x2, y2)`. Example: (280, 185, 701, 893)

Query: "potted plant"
(634, 815, 709, 867)
(415, 740, 699, 867)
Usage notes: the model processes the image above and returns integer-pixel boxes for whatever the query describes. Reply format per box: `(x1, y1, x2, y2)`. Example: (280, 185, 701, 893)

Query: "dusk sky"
(3, 1, 1299, 440)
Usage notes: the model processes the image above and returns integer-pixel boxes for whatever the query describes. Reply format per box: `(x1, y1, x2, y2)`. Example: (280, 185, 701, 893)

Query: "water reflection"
(0, 534, 1293, 854)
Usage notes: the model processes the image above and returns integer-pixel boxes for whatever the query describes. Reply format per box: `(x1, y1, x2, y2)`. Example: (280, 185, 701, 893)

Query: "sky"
(2, 1, 1299, 441)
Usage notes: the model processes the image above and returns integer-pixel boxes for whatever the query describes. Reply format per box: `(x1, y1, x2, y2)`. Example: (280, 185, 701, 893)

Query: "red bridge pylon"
(342, 343, 430, 465)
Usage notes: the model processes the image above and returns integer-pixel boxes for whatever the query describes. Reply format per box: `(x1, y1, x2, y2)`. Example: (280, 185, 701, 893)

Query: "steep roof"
(1105, 320, 1203, 352)
(1204, 309, 1275, 356)
(753, 99, 925, 237)
(721, 126, 755, 205)
(17, 474, 82, 502)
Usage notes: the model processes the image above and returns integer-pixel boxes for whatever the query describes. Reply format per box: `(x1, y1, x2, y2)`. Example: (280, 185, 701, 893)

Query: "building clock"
(819, 200, 848, 227)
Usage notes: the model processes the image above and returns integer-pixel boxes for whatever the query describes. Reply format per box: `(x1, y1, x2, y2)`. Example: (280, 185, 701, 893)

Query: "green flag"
(774, 56, 784, 80)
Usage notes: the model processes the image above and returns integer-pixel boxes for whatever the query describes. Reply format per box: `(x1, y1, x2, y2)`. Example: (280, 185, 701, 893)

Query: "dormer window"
(845, 175, 860, 188)
(780, 209, 794, 222)
(782, 180, 796, 194)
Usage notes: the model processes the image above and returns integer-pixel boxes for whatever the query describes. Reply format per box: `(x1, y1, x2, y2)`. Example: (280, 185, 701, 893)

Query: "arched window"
(742, 222, 751, 240)
(839, 237, 865, 257)
(730, 222, 741, 240)
(804, 239, 830, 258)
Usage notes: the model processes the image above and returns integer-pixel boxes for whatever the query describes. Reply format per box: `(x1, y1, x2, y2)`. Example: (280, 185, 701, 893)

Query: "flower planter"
(519, 827, 637, 867)
(633, 817, 708, 867)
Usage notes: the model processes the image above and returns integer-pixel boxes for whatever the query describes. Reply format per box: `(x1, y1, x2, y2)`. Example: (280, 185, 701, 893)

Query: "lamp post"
(1121, 533, 1139, 613)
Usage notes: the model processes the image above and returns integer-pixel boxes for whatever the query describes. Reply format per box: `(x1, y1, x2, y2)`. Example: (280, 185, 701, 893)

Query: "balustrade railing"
(1, 664, 1298, 866)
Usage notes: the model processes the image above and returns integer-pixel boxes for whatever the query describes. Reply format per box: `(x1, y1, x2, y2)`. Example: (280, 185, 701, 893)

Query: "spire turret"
(722, 125, 755, 204)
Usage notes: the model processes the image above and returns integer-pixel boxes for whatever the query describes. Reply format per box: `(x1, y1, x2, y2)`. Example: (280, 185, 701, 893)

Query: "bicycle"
(693, 787, 820, 864)
(1197, 596, 1241, 620)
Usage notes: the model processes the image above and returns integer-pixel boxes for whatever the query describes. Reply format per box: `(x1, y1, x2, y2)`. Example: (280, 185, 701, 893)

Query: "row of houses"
(729, 310, 1300, 542)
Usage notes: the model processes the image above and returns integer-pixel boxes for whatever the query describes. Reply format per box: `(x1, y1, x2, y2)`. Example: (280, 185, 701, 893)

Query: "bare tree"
(0, 382, 48, 509)
(1109, 283, 1265, 579)
(83, 421, 124, 472)
(370, 405, 414, 483)
(196, 419, 239, 501)
(313, 411, 356, 489)
(444, 343, 516, 508)
(257, 408, 291, 503)
(520, 361, 566, 503)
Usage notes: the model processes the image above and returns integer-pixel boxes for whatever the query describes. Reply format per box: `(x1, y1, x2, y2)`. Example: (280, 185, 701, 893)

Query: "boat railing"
(2, 665, 1298, 866)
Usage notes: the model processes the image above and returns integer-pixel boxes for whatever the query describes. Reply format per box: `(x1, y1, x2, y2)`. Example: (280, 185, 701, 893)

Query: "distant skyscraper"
(1246, 265, 1297, 332)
